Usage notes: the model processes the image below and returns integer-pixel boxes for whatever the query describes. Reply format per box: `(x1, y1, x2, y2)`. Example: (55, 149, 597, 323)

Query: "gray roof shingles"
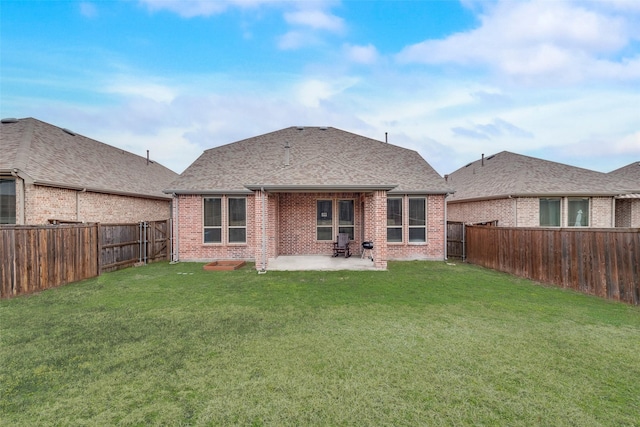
(0, 118, 178, 199)
(166, 126, 451, 194)
(609, 162, 640, 191)
(446, 151, 639, 202)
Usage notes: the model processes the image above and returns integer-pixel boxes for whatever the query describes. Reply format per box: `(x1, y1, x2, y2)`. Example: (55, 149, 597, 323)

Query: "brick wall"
(25, 185, 76, 224)
(632, 200, 640, 227)
(23, 184, 170, 225)
(590, 197, 614, 228)
(616, 199, 640, 227)
(515, 198, 539, 226)
(631, 199, 640, 227)
(448, 196, 616, 228)
(616, 199, 632, 227)
(278, 192, 361, 256)
(386, 194, 446, 261)
(253, 190, 279, 270)
(176, 191, 447, 268)
(175, 194, 256, 262)
(447, 198, 516, 226)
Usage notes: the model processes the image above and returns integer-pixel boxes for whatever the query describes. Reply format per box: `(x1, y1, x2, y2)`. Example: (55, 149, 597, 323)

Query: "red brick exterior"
(173, 191, 448, 270)
(12, 179, 170, 224)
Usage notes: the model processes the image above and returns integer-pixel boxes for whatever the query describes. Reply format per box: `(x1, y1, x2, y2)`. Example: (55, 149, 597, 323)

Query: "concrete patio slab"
(266, 255, 381, 271)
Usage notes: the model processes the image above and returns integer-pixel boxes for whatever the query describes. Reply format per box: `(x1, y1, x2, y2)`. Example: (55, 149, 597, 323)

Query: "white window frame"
(316, 199, 334, 241)
(203, 197, 222, 244)
(408, 197, 426, 243)
(337, 199, 355, 241)
(316, 198, 356, 241)
(203, 196, 247, 244)
(0, 178, 16, 225)
(567, 197, 590, 227)
(539, 197, 561, 227)
(387, 197, 403, 243)
(228, 197, 247, 244)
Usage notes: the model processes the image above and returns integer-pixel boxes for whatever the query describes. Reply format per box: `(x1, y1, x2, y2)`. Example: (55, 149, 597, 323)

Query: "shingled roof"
(166, 126, 451, 194)
(446, 151, 637, 203)
(608, 161, 640, 199)
(0, 118, 178, 200)
(609, 162, 640, 188)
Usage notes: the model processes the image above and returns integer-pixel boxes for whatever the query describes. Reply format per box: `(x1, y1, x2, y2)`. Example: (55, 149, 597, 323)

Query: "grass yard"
(1, 261, 639, 426)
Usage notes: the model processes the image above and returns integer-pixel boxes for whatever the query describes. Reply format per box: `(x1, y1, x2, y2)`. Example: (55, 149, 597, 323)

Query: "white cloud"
(453, 118, 534, 140)
(278, 30, 320, 50)
(137, 0, 293, 18)
(138, 0, 231, 18)
(343, 44, 379, 64)
(105, 80, 177, 104)
(295, 77, 358, 108)
(612, 131, 640, 155)
(397, 0, 640, 84)
(284, 9, 345, 33)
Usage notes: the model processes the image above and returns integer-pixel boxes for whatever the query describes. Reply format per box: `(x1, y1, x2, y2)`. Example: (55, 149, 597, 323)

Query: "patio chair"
(333, 233, 351, 258)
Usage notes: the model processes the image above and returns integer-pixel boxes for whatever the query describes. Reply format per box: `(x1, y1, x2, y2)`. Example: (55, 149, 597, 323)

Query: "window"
(204, 197, 247, 243)
(0, 178, 16, 225)
(203, 198, 222, 243)
(338, 200, 354, 240)
(539, 198, 561, 227)
(408, 198, 426, 242)
(317, 200, 333, 240)
(228, 198, 247, 243)
(568, 198, 589, 227)
(387, 198, 403, 242)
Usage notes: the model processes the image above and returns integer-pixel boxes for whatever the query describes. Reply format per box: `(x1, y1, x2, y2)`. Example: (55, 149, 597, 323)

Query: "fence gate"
(147, 220, 169, 263)
(100, 220, 169, 273)
(447, 221, 465, 260)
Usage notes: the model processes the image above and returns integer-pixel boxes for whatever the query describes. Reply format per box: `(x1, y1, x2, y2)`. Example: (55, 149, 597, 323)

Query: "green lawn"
(1, 261, 639, 426)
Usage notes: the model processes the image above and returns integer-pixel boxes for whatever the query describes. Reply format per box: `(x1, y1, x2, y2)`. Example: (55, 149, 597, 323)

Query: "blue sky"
(1, 0, 639, 175)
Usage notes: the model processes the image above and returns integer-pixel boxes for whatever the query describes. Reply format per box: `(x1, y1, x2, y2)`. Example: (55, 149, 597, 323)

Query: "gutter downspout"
(11, 169, 26, 225)
(444, 194, 448, 261)
(172, 194, 179, 263)
(611, 197, 616, 227)
(260, 187, 267, 273)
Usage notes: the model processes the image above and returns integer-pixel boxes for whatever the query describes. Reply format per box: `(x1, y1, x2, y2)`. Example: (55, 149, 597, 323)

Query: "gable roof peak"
(1, 117, 178, 199)
(168, 126, 451, 194)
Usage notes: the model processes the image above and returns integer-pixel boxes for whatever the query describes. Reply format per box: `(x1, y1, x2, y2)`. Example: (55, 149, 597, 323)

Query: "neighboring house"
(0, 117, 178, 225)
(608, 161, 640, 227)
(445, 151, 640, 228)
(165, 126, 452, 270)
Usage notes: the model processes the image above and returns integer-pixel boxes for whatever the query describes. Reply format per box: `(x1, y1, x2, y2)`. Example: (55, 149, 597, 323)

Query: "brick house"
(608, 161, 640, 227)
(446, 151, 640, 228)
(165, 126, 453, 270)
(0, 117, 178, 225)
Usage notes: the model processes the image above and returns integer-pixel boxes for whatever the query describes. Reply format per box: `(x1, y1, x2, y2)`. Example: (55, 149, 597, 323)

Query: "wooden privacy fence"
(0, 224, 99, 298)
(466, 226, 640, 305)
(1, 220, 169, 298)
(100, 221, 169, 273)
(447, 221, 465, 259)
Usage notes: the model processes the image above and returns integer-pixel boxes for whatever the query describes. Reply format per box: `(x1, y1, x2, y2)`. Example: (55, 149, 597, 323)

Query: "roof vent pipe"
(147, 150, 150, 166)
(481, 153, 485, 166)
(385, 132, 388, 143)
